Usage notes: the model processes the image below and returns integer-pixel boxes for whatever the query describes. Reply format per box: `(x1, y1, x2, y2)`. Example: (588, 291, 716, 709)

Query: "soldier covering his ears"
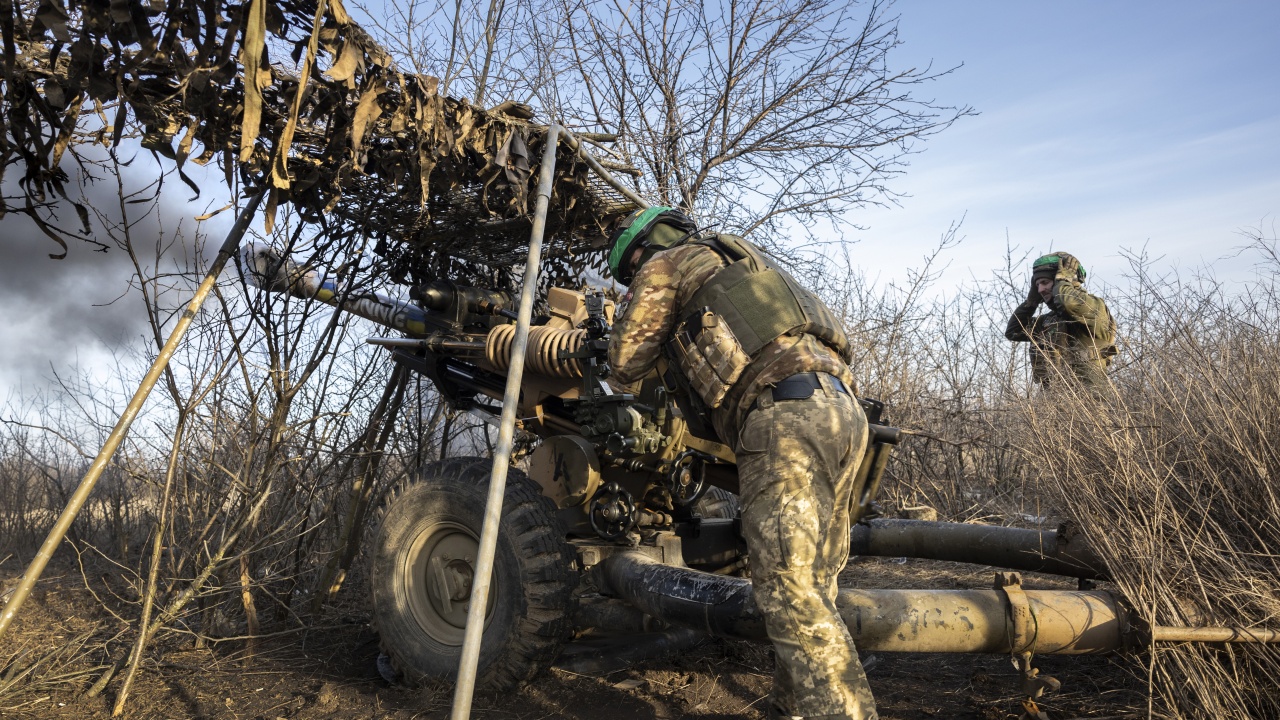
(1005, 252, 1117, 389)
(605, 206, 879, 720)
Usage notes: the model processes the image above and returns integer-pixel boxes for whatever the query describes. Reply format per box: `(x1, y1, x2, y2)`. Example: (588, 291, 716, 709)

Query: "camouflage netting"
(0, 0, 638, 287)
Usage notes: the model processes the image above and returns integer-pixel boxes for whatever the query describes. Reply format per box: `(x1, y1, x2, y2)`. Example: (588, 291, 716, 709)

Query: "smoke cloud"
(0, 160, 232, 392)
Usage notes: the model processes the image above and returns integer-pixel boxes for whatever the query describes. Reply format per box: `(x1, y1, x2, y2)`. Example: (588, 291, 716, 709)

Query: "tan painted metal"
(1151, 625, 1280, 643)
(849, 519, 1108, 580)
(836, 587, 1125, 654)
(529, 435, 603, 508)
(485, 324, 588, 378)
(840, 590, 1280, 651)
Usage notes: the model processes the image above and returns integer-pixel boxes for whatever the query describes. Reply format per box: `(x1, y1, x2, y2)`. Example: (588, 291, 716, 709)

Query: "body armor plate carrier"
(668, 234, 852, 409)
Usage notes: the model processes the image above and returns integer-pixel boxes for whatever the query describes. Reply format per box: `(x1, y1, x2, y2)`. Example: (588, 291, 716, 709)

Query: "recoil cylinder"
(485, 325, 588, 378)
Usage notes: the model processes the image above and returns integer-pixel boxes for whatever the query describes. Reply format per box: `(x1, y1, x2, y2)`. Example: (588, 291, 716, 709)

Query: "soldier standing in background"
(1005, 252, 1117, 389)
(605, 206, 878, 720)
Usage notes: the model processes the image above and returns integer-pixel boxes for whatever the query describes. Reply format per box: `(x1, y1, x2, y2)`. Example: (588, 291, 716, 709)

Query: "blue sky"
(852, 1, 1280, 287)
(2, 0, 1277, 391)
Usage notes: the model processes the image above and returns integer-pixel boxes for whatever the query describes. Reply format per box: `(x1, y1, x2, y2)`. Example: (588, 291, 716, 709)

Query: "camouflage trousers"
(735, 375, 875, 720)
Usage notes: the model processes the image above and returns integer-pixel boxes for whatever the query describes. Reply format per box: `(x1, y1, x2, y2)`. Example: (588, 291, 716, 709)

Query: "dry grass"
(1014, 243, 1280, 718)
(818, 233, 1280, 717)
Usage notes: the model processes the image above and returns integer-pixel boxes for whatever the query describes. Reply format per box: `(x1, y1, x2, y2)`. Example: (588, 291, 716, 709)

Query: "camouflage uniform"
(610, 241, 877, 720)
(1005, 255, 1116, 390)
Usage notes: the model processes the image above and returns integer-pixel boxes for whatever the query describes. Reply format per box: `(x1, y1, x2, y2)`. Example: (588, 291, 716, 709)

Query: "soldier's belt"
(748, 372, 849, 413)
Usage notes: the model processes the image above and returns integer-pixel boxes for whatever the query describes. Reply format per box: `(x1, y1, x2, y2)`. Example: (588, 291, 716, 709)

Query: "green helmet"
(606, 206, 698, 284)
(1032, 251, 1086, 283)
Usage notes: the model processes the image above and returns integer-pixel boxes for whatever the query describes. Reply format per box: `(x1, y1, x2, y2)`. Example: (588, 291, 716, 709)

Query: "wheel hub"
(431, 557, 474, 603)
(406, 522, 496, 645)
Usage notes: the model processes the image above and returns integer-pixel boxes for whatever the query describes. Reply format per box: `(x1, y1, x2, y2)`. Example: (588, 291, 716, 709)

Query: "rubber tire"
(370, 457, 576, 691)
(693, 486, 740, 519)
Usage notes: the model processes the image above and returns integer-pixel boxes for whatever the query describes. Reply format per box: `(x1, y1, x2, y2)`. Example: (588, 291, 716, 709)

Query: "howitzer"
(241, 242, 906, 683)
(242, 243, 900, 542)
(246, 244, 1246, 699)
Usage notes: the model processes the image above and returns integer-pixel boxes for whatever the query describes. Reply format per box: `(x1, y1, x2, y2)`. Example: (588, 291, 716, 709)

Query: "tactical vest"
(1044, 307, 1117, 359)
(667, 234, 852, 409)
(1030, 312, 1117, 386)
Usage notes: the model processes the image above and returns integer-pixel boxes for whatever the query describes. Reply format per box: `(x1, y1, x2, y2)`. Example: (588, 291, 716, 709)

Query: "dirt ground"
(0, 555, 1147, 720)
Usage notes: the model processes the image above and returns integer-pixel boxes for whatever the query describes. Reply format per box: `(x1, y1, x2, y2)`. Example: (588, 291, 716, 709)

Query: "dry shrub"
(1018, 241, 1280, 718)
(824, 233, 1280, 716)
(0, 199, 501, 708)
(824, 236, 1045, 521)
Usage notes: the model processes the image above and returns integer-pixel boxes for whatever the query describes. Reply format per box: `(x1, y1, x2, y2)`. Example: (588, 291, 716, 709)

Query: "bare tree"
(351, 0, 548, 104)
(350, 0, 970, 253)
(551, 0, 972, 243)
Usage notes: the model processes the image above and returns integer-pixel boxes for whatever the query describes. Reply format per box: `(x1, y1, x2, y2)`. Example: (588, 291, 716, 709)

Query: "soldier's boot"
(765, 705, 799, 720)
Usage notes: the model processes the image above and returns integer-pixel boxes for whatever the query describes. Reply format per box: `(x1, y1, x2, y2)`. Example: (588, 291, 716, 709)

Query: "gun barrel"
(368, 337, 430, 349)
(240, 243, 432, 336)
(413, 281, 514, 320)
(368, 337, 487, 352)
(323, 291, 431, 336)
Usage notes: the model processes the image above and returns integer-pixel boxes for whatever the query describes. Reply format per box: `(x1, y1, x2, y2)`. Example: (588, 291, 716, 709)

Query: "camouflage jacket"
(609, 240, 855, 443)
(1005, 280, 1117, 387)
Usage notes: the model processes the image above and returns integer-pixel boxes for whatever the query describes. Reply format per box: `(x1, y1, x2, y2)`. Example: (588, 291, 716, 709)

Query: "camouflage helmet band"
(1032, 252, 1087, 280)
(607, 206, 671, 280)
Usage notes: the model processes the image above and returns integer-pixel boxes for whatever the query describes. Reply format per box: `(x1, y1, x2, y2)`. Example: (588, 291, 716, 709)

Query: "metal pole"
(449, 124, 561, 719)
(1152, 625, 1280, 644)
(0, 189, 266, 641)
(558, 129, 650, 210)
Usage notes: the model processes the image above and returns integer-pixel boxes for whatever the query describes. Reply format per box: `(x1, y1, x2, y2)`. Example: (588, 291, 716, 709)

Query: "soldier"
(605, 206, 877, 720)
(1005, 252, 1117, 389)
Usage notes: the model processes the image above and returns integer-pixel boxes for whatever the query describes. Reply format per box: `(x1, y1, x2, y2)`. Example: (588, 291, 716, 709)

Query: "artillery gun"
(243, 242, 1276, 708)
(3, 0, 1273, 711)
(240, 243, 902, 688)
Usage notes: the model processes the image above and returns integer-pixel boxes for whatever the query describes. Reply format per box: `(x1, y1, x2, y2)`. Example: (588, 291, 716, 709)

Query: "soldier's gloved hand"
(1054, 254, 1082, 283)
(1023, 281, 1042, 308)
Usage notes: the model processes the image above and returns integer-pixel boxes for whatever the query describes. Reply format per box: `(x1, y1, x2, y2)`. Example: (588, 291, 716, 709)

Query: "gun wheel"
(370, 457, 577, 691)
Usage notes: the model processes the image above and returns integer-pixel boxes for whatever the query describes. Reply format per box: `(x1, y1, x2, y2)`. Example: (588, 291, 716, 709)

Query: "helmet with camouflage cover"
(606, 206, 698, 284)
(1032, 251, 1086, 284)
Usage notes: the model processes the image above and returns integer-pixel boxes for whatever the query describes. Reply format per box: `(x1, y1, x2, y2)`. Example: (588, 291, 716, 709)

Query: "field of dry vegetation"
(4, 0, 1277, 713)
(2, 204, 1279, 719)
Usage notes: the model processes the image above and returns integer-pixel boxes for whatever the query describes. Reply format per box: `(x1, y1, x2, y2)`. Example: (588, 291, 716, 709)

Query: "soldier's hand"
(1024, 281, 1042, 307)
(1055, 254, 1081, 282)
